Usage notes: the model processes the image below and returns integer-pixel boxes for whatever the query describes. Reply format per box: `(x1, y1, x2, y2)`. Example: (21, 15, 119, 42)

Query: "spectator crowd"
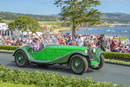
(0, 33, 130, 53)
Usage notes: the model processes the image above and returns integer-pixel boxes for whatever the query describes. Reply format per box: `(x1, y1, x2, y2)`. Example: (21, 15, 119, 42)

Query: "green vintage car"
(13, 43, 104, 74)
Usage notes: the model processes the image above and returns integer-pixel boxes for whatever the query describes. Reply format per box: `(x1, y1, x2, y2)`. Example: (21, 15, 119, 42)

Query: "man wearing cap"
(30, 38, 42, 51)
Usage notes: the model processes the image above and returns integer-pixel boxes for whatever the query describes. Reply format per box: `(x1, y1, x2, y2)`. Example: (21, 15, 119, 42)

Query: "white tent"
(0, 23, 8, 31)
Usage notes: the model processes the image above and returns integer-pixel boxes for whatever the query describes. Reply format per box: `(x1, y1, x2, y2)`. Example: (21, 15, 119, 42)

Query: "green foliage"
(55, 0, 101, 36)
(1, 11, 130, 24)
(0, 18, 1, 21)
(0, 11, 58, 21)
(0, 45, 19, 50)
(104, 52, 130, 65)
(103, 52, 130, 60)
(8, 21, 16, 30)
(0, 18, 4, 23)
(8, 16, 41, 33)
(0, 81, 36, 87)
(0, 65, 124, 87)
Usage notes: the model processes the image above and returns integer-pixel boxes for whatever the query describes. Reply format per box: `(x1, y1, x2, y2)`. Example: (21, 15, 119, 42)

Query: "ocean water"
(63, 25, 130, 38)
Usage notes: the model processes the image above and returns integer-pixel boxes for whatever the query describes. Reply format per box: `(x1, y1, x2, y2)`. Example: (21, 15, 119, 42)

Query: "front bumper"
(90, 60, 99, 67)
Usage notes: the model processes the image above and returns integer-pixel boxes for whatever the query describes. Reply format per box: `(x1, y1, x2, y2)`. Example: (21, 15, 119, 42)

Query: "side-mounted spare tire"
(14, 50, 29, 67)
(90, 54, 104, 70)
(69, 54, 88, 74)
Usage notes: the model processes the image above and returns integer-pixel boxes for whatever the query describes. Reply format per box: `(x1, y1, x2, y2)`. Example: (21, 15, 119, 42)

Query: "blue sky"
(0, 0, 130, 15)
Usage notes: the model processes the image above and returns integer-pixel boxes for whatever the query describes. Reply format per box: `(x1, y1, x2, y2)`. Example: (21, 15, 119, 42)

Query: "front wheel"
(90, 54, 104, 70)
(69, 55, 88, 74)
(14, 50, 29, 67)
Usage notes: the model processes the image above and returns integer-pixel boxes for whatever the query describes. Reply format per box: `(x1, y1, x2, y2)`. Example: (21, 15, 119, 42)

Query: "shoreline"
(53, 27, 71, 34)
(52, 25, 129, 38)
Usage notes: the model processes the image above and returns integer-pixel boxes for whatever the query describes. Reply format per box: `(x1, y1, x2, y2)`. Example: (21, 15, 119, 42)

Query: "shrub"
(0, 45, 19, 50)
(0, 65, 123, 87)
(103, 52, 130, 60)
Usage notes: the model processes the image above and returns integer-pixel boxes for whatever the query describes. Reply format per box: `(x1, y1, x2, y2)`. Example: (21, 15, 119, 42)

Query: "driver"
(96, 34, 106, 51)
(30, 38, 41, 51)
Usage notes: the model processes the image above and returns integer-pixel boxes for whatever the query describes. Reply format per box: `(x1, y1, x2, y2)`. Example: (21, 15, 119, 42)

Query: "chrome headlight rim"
(84, 49, 88, 54)
(93, 48, 96, 53)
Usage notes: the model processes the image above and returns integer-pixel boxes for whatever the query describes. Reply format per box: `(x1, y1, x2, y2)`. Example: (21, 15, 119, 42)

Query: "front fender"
(13, 46, 32, 61)
(92, 48, 104, 62)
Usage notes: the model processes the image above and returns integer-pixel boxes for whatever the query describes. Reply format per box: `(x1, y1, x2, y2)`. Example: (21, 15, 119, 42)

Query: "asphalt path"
(0, 53, 130, 86)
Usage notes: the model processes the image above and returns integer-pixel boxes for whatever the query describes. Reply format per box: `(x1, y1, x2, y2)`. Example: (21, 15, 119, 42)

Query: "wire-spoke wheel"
(15, 50, 29, 67)
(70, 55, 88, 74)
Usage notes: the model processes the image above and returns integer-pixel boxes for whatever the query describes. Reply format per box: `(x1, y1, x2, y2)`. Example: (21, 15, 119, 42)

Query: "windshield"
(44, 43, 60, 47)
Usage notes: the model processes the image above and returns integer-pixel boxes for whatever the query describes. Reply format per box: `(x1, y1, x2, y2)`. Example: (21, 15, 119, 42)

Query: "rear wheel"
(90, 54, 104, 70)
(69, 55, 88, 74)
(14, 50, 29, 67)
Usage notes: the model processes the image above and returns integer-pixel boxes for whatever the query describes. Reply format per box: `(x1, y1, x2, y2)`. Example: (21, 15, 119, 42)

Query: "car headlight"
(84, 49, 88, 53)
(93, 48, 96, 53)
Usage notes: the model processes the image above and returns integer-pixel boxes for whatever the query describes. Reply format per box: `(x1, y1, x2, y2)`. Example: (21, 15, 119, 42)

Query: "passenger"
(30, 38, 41, 51)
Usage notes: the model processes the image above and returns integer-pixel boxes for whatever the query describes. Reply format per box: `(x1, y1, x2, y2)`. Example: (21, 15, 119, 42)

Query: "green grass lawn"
(0, 49, 14, 53)
(39, 21, 61, 25)
(115, 37, 128, 40)
(3, 19, 13, 23)
(0, 82, 36, 87)
(105, 59, 130, 65)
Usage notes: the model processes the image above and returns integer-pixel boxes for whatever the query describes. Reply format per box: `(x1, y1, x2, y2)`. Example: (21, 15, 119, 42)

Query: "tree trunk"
(72, 25, 76, 37)
(27, 31, 29, 38)
(35, 32, 39, 36)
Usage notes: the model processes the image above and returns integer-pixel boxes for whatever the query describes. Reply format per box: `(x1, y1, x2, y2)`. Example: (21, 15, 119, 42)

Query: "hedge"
(0, 81, 36, 87)
(0, 66, 124, 87)
(103, 52, 130, 60)
(0, 45, 19, 50)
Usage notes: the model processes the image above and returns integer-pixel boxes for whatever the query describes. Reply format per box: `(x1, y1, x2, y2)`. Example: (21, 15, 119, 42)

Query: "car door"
(42, 46, 67, 60)
(44, 46, 58, 60)
(29, 48, 49, 61)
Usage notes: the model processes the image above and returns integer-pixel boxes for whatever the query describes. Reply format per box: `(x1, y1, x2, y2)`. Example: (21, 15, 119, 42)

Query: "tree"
(0, 18, 4, 23)
(8, 16, 41, 33)
(55, 0, 101, 36)
(8, 21, 16, 30)
(0, 18, 2, 22)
